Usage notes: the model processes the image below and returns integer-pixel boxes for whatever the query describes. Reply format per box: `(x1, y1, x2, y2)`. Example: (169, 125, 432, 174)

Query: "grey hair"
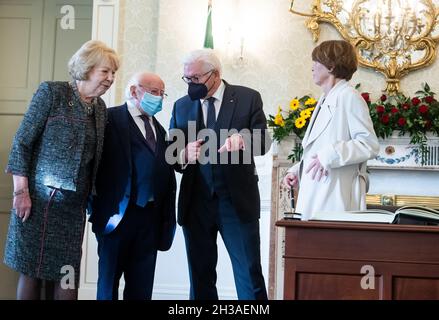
(182, 49, 222, 76)
(68, 40, 119, 80)
(124, 72, 144, 101)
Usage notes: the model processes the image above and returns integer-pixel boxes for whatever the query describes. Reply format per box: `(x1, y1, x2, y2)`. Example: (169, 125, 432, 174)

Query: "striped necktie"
(140, 115, 156, 152)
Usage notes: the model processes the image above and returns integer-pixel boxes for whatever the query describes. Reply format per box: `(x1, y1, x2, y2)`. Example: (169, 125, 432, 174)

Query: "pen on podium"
(290, 185, 301, 220)
(290, 186, 295, 213)
(285, 185, 300, 219)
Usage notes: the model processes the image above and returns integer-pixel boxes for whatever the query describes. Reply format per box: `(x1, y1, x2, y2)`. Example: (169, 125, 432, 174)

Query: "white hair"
(124, 72, 143, 101)
(182, 49, 222, 76)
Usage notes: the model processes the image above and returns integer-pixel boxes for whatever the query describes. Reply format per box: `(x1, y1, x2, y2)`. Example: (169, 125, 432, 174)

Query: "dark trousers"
(96, 202, 159, 300)
(183, 193, 267, 300)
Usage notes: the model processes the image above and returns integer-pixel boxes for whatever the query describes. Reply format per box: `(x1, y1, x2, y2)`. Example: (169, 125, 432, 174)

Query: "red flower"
(425, 96, 434, 104)
(411, 97, 421, 106)
(355, 85, 438, 167)
(397, 117, 406, 126)
(419, 104, 429, 114)
(381, 115, 390, 124)
(376, 105, 385, 113)
(361, 92, 370, 102)
(425, 120, 432, 129)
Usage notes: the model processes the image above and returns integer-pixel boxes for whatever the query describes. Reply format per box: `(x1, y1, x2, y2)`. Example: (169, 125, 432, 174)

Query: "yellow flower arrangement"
(273, 106, 285, 127)
(290, 99, 300, 110)
(267, 95, 318, 161)
(268, 95, 317, 140)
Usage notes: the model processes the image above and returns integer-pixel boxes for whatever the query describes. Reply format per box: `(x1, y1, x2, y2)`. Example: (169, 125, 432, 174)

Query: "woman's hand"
(305, 154, 328, 181)
(12, 175, 32, 222)
(13, 192, 32, 223)
(283, 172, 298, 188)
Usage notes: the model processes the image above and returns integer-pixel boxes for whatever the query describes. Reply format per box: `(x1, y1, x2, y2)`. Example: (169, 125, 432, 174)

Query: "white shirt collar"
(127, 100, 150, 119)
(127, 100, 140, 114)
(201, 80, 225, 104)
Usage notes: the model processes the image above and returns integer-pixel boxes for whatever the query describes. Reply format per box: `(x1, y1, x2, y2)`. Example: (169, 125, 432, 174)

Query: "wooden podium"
(276, 219, 439, 300)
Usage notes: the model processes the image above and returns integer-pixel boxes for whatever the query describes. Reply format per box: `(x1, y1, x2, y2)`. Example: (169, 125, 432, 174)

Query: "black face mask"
(187, 71, 215, 101)
(188, 82, 208, 101)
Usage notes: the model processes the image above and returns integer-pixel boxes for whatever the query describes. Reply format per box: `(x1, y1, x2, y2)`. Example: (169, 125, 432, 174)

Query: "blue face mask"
(140, 91, 163, 116)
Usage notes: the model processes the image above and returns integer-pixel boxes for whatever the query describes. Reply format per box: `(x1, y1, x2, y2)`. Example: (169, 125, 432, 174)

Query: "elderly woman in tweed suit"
(4, 40, 119, 300)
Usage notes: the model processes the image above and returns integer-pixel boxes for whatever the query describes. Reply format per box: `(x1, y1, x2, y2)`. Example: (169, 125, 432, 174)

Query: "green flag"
(203, 1, 214, 49)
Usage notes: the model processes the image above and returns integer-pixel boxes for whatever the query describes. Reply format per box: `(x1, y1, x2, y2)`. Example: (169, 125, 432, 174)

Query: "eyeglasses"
(181, 69, 214, 84)
(139, 85, 167, 98)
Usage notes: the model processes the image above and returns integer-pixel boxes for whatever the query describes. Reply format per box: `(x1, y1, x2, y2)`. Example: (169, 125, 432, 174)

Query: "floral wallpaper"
(116, 0, 439, 126)
(115, 0, 160, 104)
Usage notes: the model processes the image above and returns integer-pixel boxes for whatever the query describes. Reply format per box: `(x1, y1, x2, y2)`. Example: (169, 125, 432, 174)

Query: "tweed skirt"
(4, 181, 88, 286)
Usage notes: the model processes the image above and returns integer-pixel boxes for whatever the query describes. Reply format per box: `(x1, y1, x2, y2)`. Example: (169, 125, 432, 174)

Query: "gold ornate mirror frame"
(290, 0, 439, 94)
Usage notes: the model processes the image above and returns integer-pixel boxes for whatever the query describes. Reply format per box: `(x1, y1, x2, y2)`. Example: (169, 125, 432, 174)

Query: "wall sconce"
(222, 27, 247, 68)
(290, 0, 439, 94)
(238, 36, 245, 62)
(230, 2, 249, 68)
(215, 0, 268, 69)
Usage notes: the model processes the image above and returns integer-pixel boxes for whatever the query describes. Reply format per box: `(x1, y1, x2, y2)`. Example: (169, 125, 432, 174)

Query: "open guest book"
(308, 206, 439, 226)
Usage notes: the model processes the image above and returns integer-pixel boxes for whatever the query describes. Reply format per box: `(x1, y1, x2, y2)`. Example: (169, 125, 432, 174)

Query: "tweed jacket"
(6, 81, 107, 195)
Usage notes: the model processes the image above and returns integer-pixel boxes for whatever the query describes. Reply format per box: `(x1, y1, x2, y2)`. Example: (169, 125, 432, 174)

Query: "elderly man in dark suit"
(89, 72, 176, 300)
(169, 49, 271, 300)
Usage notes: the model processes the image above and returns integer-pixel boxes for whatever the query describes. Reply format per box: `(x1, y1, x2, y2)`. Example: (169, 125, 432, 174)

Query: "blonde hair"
(68, 40, 120, 80)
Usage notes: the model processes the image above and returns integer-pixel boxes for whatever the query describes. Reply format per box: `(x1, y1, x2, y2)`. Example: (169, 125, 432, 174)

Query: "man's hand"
(305, 154, 328, 181)
(185, 139, 204, 163)
(218, 134, 245, 153)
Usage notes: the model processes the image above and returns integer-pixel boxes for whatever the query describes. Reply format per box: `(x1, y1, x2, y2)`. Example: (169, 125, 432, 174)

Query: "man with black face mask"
(169, 49, 271, 300)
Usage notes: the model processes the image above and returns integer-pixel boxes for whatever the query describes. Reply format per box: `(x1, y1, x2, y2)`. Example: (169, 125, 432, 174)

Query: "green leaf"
(424, 83, 431, 92)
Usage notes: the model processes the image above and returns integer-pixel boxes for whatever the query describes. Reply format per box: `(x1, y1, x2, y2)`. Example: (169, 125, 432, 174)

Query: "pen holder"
(284, 186, 300, 219)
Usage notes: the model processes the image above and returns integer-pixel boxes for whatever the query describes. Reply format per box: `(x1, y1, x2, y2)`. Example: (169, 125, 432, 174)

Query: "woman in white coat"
(283, 40, 379, 220)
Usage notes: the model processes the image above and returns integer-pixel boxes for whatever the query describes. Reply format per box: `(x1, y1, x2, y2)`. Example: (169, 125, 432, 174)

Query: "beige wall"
(114, 0, 439, 126)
